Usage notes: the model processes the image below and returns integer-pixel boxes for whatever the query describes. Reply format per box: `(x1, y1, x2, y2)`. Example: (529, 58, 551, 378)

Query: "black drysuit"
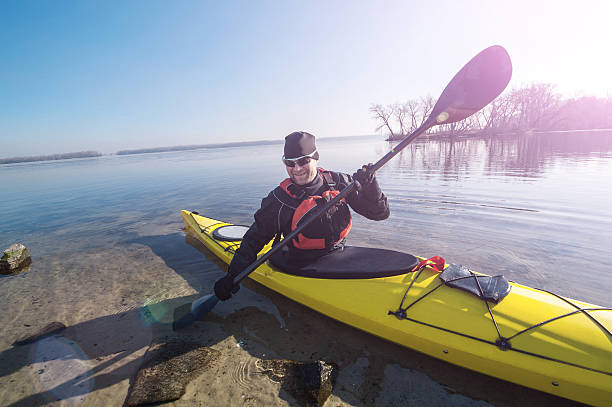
(227, 169, 389, 278)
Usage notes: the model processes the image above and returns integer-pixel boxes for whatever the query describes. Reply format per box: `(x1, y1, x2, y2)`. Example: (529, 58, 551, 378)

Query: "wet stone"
(1, 243, 31, 274)
(13, 322, 67, 346)
(125, 340, 219, 406)
(258, 359, 338, 407)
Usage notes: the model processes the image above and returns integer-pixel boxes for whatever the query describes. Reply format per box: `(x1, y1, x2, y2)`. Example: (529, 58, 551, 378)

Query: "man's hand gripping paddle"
(173, 45, 513, 330)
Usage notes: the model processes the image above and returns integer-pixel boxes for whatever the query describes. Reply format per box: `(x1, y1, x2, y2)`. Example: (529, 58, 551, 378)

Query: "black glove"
(352, 163, 382, 201)
(315, 194, 343, 218)
(214, 274, 240, 301)
(304, 194, 350, 242)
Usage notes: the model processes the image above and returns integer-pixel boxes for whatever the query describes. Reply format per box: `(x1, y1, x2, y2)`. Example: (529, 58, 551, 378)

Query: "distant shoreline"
(115, 139, 282, 156)
(0, 135, 376, 165)
(0, 151, 102, 165)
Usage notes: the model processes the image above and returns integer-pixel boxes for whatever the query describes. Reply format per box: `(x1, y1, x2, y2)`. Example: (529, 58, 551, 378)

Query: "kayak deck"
(181, 210, 612, 406)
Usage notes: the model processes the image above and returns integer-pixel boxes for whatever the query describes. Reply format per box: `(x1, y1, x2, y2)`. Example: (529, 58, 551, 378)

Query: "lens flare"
(29, 336, 93, 404)
(139, 288, 172, 325)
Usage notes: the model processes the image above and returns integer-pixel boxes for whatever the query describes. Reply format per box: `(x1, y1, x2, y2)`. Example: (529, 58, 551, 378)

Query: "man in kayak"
(214, 131, 390, 300)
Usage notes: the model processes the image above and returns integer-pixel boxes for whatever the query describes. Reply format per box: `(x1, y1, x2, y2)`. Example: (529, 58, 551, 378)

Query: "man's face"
(286, 157, 318, 185)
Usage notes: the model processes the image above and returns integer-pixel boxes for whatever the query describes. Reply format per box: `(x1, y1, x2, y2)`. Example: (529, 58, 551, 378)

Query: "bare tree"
(369, 104, 398, 139)
(371, 96, 438, 140)
(552, 96, 612, 130)
(509, 83, 559, 130)
(393, 102, 409, 136)
(402, 99, 420, 133)
(419, 96, 435, 127)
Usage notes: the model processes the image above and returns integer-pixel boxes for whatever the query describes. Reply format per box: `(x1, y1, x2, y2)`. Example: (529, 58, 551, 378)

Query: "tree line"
(371, 83, 612, 140)
(0, 151, 102, 165)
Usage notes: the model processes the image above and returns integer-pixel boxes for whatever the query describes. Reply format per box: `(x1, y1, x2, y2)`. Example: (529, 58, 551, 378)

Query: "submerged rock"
(125, 340, 219, 406)
(13, 322, 67, 346)
(258, 359, 338, 407)
(1, 243, 31, 274)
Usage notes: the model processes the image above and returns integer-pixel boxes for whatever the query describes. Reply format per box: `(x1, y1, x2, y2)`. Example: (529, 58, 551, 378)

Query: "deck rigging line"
(390, 267, 612, 376)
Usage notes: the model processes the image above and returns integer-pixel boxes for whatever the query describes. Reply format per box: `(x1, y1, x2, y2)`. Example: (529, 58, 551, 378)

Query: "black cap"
(284, 131, 319, 159)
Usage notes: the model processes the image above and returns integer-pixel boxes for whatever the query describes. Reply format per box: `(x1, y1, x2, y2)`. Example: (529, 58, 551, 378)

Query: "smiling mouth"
(292, 171, 310, 183)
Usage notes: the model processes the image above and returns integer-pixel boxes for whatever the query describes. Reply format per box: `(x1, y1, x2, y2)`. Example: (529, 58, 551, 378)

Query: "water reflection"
(392, 130, 612, 180)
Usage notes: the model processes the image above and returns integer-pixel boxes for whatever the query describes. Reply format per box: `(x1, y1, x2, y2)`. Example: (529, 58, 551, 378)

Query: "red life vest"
(278, 168, 352, 250)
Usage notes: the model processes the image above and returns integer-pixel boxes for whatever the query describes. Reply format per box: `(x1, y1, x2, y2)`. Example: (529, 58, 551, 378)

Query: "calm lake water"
(2, 132, 612, 306)
(1, 131, 612, 406)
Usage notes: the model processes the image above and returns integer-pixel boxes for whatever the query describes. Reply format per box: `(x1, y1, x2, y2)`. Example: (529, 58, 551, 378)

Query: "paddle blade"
(172, 310, 196, 331)
(429, 45, 512, 126)
(190, 293, 220, 318)
(172, 293, 220, 331)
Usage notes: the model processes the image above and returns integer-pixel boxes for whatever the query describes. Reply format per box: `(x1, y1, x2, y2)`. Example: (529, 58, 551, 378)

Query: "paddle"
(173, 45, 512, 330)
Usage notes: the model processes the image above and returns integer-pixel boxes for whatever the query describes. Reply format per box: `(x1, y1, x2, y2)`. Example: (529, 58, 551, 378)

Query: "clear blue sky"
(1, 0, 610, 157)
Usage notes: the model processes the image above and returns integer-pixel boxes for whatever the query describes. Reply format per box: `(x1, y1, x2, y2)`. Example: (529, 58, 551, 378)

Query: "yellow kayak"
(181, 210, 612, 406)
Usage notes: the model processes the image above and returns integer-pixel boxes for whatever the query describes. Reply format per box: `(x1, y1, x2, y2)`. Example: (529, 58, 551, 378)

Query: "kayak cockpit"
(269, 246, 419, 279)
(210, 221, 420, 279)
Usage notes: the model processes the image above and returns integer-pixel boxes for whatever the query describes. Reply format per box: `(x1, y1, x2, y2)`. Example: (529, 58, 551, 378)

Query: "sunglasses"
(282, 150, 318, 167)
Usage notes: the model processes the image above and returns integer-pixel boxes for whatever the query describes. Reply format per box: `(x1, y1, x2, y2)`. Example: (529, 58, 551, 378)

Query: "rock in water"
(1, 243, 31, 274)
(13, 322, 67, 346)
(258, 359, 338, 407)
(125, 340, 219, 406)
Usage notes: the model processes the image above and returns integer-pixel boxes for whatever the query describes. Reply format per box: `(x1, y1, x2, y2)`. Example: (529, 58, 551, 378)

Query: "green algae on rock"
(1, 243, 31, 274)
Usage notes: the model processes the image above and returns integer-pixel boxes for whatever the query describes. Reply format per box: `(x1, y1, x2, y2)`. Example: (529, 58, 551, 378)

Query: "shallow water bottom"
(0, 223, 585, 407)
